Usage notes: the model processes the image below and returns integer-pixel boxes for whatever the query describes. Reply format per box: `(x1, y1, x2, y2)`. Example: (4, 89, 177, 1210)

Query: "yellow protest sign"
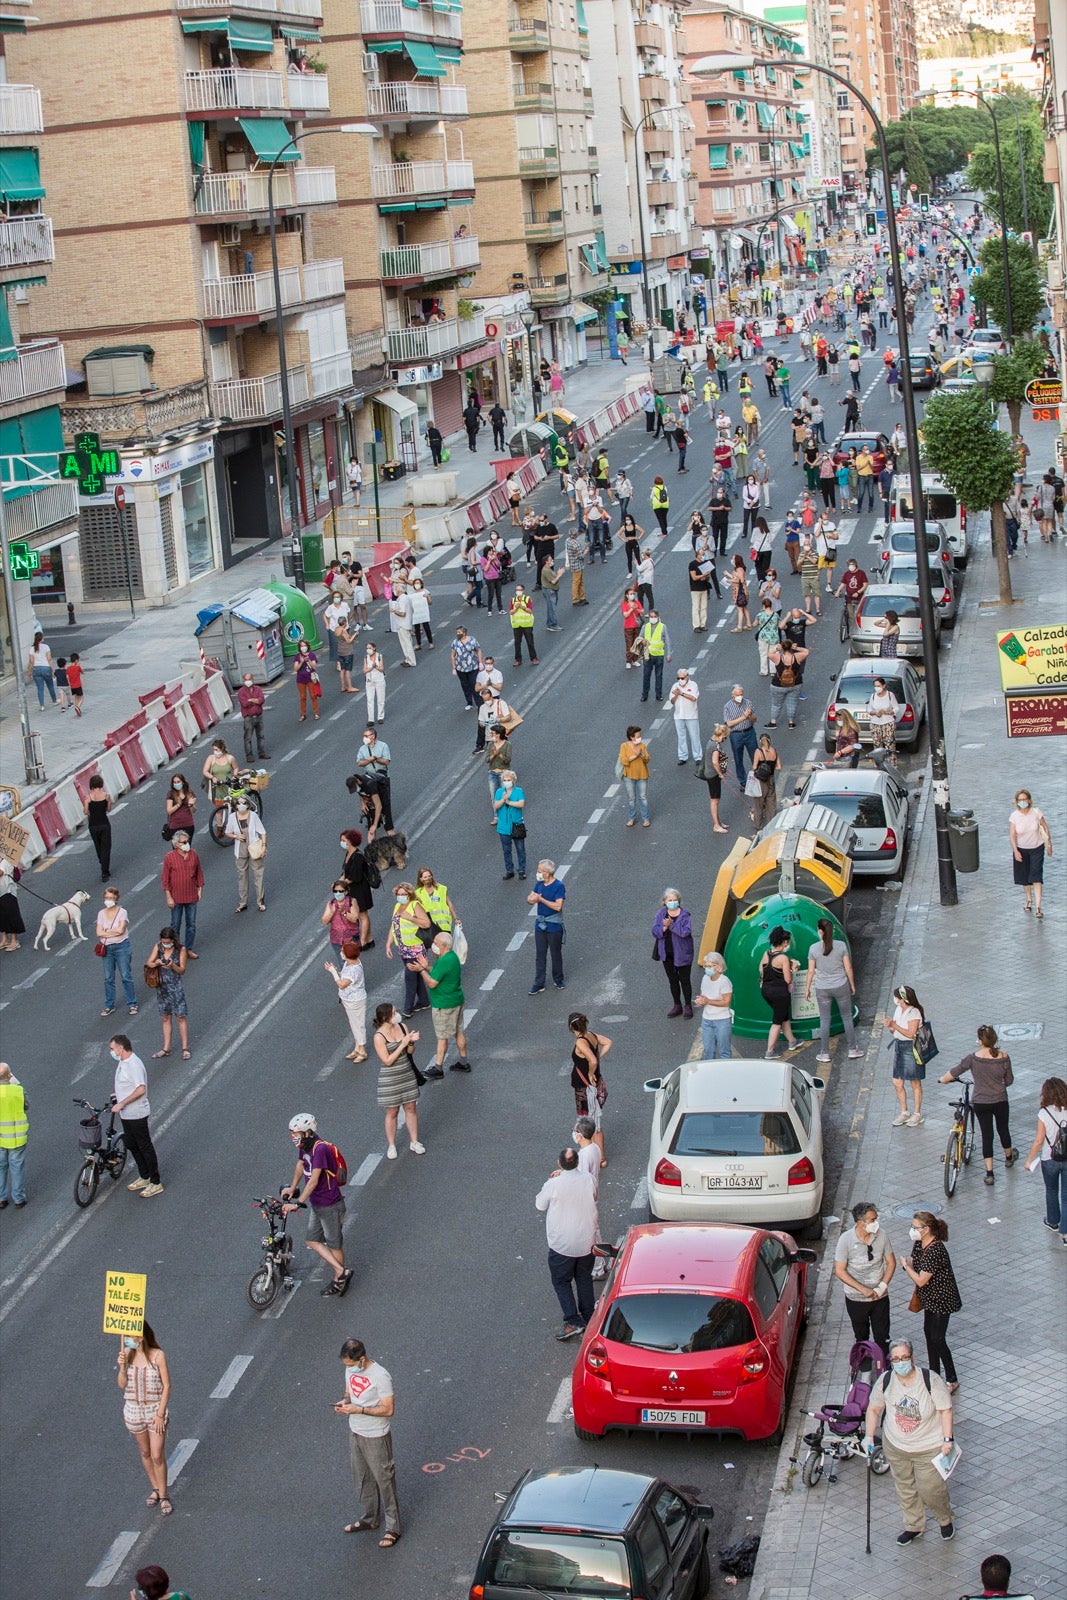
(996, 625, 1067, 690)
(103, 1270, 147, 1337)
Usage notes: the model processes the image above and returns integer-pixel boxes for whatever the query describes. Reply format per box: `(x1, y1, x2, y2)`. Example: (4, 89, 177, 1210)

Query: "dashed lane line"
(210, 1356, 253, 1400)
(350, 1152, 383, 1187)
(546, 1375, 572, 1425)
(264, 1276, 302, 1320)
(166, 1437, 199, 1481)
(132, 872, 155, 894)
(570, 835, 588, 853)
(87, 1533, 140, 1589)
(480, 967, 504, 991)
(507, 931, 530, 952)
(631, 1176, 649, 1211)
(280, 749, 299, 764)
(587, 808, 604, 825)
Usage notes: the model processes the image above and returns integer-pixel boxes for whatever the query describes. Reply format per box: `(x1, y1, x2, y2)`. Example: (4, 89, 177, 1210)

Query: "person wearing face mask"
(413, 931, 470, 1077)
(323, 875, 363, 965)
(163, 774, 196, 843)
(281, 1113, 353, 1293)
(1009, 788, 1053, 917)
(668, 669, 701, 764)
(225, 796, 267, 914)
(370, 1004, 424, 1159)
(325, 940, 368, 1063)
(493, 770, 527, 880)
(637, 610, 672, 703)
(864, 1337, 956, 1546)
(144, 927, 190, 1061)
(833, 1201, 896, 1359)
(899, 1211, 962, 1394)
(160, 833, 203, 959)
(385, 884, 431, 1017)
(651, 889, 695, 1019)
(236, 674, 269, 763)
(97, 886, 138, 1017)
(111, 1035, 163, 1197)
(527, 858, 566, 993)
(723, 684, 758, 786)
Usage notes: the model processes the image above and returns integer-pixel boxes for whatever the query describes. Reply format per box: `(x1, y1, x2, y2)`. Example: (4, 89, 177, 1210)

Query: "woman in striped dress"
(371, 1002, 424, 1160)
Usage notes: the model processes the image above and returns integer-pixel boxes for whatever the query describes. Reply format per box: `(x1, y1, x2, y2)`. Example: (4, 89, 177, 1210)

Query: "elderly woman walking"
(651, 888, 694, 1019)
(325, 940, 368, 1062)
(864, 1336, 957, 1546)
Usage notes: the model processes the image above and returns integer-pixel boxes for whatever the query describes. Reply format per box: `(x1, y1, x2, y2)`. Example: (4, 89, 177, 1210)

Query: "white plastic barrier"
(138, 722, 169, 771)
(51, 775, 85, 836)
(173, 697, 200, 746)
(204, 671, 233, 721)
(12, 808, 47, 867)
(97, 746, 131, 799)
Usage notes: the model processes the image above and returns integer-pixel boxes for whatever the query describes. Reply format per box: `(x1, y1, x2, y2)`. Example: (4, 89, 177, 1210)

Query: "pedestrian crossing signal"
(864, 212, 877, 237)
(919, 192, 930, 213)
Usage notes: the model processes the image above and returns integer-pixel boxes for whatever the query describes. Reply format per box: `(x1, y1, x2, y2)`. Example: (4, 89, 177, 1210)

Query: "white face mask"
(395, 894, 409, 906)
(865, 1218, 879, 1234)
(909, 1226, 922, 1242)
(104, 898, 118, 909)
(1016, 799, 1030, 809)
(110, 1049, 120, 1062)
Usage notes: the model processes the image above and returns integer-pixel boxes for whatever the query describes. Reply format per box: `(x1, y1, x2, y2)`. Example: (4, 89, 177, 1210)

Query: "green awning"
(238, 118, 299, 164)
(405, 39, 446, 76)
(181, 17, 225, 34)
(432, 0, 452, 9)
(280, 25, 322, 42)
(594, 231, 609, 270)
(188, 121, 206, 172)
(772, 178, 784, 198)
(378, 199, 447, 211)
(437, 45, 462, 62)
(228, 17, 274, 51)
(576, 0, 588, 32)
(793, 75, 806, 88)
(0, 16, 27, 33)
(367, 39, 404, 53)
(580, 244, 598, 274)
(705, 99, 726, 109)
(756, 101, 775, 130)
(766, 66, 777, 83)
(734, 102, 747, 119)
(0, 148, 44, 204)
(0, 291, 16, 363)
(709, 144, 729, 171)
(0, 275, 45, 291)
(789, 141, 805, 159)
(402, 0, 420, 8)
(0, 405, 64, 500)
(732, 69, 748, 82)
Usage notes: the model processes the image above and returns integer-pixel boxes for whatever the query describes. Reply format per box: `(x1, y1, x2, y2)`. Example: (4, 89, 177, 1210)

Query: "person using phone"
(130, 1565, 189, 1600)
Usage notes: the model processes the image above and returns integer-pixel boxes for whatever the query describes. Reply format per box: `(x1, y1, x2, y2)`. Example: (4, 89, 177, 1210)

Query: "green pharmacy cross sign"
(8, 539, 40, 580)
(59, 431, 120, 497)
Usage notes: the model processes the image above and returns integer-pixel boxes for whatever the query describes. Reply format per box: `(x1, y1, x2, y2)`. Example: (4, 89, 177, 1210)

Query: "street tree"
(971, 235, 1045, 335)
(987, 339, 1048, 436)
(921, 385, 1015, 603)
(874, 104, 988, 184)
(966, 97, 1053, 239)
(901, 122, 932, 192)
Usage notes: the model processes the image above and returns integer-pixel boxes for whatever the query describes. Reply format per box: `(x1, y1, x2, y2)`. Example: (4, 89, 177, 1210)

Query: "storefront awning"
(239, 118, 299, 165)
(572, 300, 600, 327)
(375, 389, 418, 422)
(456, 340, 501, 370)
(0, 148, 44, 204)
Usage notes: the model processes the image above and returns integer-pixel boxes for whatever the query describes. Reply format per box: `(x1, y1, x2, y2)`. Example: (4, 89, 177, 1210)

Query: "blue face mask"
(892, 1359, 912, 1376)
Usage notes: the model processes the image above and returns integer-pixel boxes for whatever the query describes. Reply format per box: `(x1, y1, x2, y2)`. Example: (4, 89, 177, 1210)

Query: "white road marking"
(330, 707, 347, 722)
(603, 783, 620, 798)
(464, 1007, 478, 1025)
(280, 749, 299, 763)
(631, 1176, 649, 1210)
(210, 1356, 253, 1400)
(264, 1277, 302, 1319)
(546, 1375, 572, 1424)
(306, 727, 323, 741)
(351, 1152, 383, 1187)
(507, 930, 529, 951)
(587, 808, 604, 825)
(481, 967, 504, 991)
(314, 1059, 338, 1081)
(86, 1532, 140, 1589)
(570, 835, 588, 853)
(133, 872, 155, 894)
(166, 1437, 199, 1480)
(556, 863, 571, 879)
(13, 965, 47, 991)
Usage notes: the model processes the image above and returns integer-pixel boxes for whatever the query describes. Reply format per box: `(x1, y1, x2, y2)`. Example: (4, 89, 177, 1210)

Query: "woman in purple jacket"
(651, 887, 695, 1019)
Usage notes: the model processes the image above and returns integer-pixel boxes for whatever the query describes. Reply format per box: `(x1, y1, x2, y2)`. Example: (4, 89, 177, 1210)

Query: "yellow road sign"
(103, 1270, 147, 1337)
(997, 626, 1067, 690)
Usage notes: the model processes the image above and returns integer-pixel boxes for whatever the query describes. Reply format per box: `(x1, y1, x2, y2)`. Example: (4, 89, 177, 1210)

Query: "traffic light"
(919, 192, 930, 213)
(864, 211, 877, 237)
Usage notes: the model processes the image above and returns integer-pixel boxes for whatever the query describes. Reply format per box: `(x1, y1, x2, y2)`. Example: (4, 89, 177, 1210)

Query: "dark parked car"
(906, 351, 941, 390)
(468, 1466, 713, 1600)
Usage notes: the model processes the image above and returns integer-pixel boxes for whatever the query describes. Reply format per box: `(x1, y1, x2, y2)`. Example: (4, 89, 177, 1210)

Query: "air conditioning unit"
(283, 214, 304, 236)
(219, 224, 242, 246)
(361, 53, 378, 76)
(1047, 260, 1064, 292)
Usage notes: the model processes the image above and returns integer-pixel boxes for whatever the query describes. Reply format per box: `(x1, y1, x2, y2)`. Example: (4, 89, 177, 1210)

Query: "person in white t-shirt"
(335, 1337, 400, 1546)
(324, 594, 351, 665)
(1022, 1075, 1067, 1243)
(694, 951, 732, 1059)
(111, 1035, 163, 1196)
(668, 668, 701, 763)
(346, 457, 362, 505)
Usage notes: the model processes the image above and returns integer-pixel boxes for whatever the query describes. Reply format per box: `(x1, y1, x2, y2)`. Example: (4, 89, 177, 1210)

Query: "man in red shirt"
(161, 832, 204, 958)
(236, 674, 269, 764)
(713, 437, 735, 495)
(835, 558, 869, 633)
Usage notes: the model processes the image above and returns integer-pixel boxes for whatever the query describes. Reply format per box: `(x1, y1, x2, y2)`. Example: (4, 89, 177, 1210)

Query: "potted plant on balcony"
(457, 298, 483, 322)
(305, 53, 327, 73)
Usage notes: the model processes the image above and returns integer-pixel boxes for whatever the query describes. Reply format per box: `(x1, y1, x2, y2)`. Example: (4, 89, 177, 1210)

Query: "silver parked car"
(850, 584, 941, 660)
(883, 550, 958, 626)
(792, 766, 911, 879)
(823, 658, 927, 752)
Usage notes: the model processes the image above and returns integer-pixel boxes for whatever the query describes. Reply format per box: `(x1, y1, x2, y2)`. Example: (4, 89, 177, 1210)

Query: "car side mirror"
(693, 1502, 715, 1520)
(802, 1072, 826, 1092)
(792, 1247, 818, 1265)
(493, 1489, 508, 1505)
(643, 1077, 662, 1093)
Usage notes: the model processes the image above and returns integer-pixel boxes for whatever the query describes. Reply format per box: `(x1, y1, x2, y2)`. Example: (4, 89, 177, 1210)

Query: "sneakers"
(892, 1112, 910, 1126)
(815, 1053, 831, 1063)
(409, 1141, 426, 1155)
(896, 1529, 923, 1545)
(847, 1048, 864, 1059)
(666, 1004, 683, 1018)
(127, 1177, 149, 1191)
(449, 1060, 472, 1073)
(907, 1111, 925, 1126)
(424, 1065, 444, 1080)
(140, 1182, 165, 1198)
(555, 1324, 584, 1342)
(939, 1522, 955, 1542)
(1004, 1147, 1019, 1167)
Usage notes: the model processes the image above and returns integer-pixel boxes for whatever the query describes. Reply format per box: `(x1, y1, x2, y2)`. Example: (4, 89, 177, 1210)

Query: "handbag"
(94, 941, 107, 958)
(907, 1286, 923, 1313)
(651, 939, 662, 962)
(453, 921, 468, 965)
(744, 770, 764, 798)
(912, 1020, 939, 1066)
(614, 757, 625, 781)
(511, 822, 527, 840)
(410, 1055, 428, 1089)
(143, 963, 161, 990)
(248, 834, 266, 860)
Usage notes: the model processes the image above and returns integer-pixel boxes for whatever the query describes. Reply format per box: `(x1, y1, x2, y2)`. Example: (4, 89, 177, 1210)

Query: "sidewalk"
(751, 500, 1067, 1598)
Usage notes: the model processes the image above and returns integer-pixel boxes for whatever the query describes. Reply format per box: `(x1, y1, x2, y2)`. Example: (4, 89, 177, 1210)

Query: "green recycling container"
(262, 579, 323, 656)
(300, 529, 325, 586)
(724, 893, 853, 1041)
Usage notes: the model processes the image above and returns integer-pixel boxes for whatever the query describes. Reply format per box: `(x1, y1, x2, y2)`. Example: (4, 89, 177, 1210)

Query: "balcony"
(286, 72, 331, 114)
(586, 143, 600, 172)
(366, 80, 468, 121)
(634, 20, 660, 49)
(518, 144, 559, 178)
(2, 480, 79, 540)
(452, 233, 480, 270)
(385, 312, 487, 362)
(508, 13, 549, 52)
(310, 350, 353, 398)
(65, 382, 210, 440)
(513, 76, 553, 112)
(350, 327, 387, 376)
(179, 0, 323, 14)
(523, 207, 565, 242)
(0, 340, 65, 410)
(0, 83, 43, 135)
(0, 215, 54, 274)
(371, 158, 474, 203)
(359, 0, 463, 43)
(529, 272, 569, 306)
(380, 239, 453, 282)
(583, 86, 594, 110)
(645, 179, 675, 206)
(211, 365, 309, 423)
(649, 229, 682, 259)
(194, 165, 336, 215)
(639, 73, 669, 104)
(184, 68, 286, 114)
(202, 257, 344, 320)
(644, 125, 672, 156)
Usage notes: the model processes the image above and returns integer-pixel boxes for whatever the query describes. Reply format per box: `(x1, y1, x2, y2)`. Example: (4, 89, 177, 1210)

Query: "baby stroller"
(801, 1339, 890, 1486)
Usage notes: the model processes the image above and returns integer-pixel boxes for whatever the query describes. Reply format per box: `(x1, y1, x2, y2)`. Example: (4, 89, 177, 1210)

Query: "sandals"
(159, 1498, 173, 1516)
(379, 1532, 400, 1548)
(100, 1007, 116, 1017)
(344, 1520, 379, 1534)
(152, 1051, 172, 1059)
(146, 1491, 160, 1507)
(182, 1049, 192, 1061)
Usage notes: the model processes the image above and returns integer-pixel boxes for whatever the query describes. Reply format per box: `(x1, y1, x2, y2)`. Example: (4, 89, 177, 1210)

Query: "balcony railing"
(184, 68, 286, 113)
(452, 234, 480, 269)
(194, 166, 335, 215)
(371, 159, 474, 200)
(517, 145, 559, 175)
(350, 327, 387, 371)
(310, 350, 353, 397)
(202, 257, 343, 319)
(0, 83, 43, 135)
(514, 77, 553, 109)
(286, 73, 330, 113)
(638, 73, 668, 102)
(0, 339, 66, 408)
(507, 14, 549, 49)
(211, 365, 309, 422)
(385, 311, 487, 362)
(359, 0, 462, 41)
(366, 80, 468, 120)
(2, 479, 79, 539)
(649, 229, 682, 259)
(381, 240, 453, 279)
(0, 215, 54, 272)
(65, 383, 211, 440)
(529, 273, 568, 304)
(179, 0, 322, 14)
(524, 208, 564, 239)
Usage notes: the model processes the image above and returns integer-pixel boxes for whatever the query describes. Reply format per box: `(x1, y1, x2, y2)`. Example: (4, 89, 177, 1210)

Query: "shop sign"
(392, 363, 443, 386)
(116, 436, 215, 483)
(997, 625, 1067, 690)
(666, 254, 687, 270)
(1004, 690, 1067, 739)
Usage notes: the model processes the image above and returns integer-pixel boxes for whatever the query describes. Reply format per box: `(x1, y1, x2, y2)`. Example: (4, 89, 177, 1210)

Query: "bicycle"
(207, 768, 267, 847)
(247, 1193, 303, 1310)
(942, 1075, 976, 1198)
(839, 596, 853, 644)
(73, 1097, 128, 1207)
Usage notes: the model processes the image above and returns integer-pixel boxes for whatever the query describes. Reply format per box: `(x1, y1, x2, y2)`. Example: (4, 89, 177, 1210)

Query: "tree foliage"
(987, 339, 1047, 432)
(966, 95, 1052, 237)
(871, 103, 989, 182)
(921, 385, 1016, 509)
(971, 235, 1045, 335)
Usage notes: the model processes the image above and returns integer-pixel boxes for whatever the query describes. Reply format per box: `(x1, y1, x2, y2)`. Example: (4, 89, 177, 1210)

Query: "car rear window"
(889, 530, 943, 553)
(835, 673, 908, 704)
(486, 1530, 630, 1595)
(860, 593, 921, 619)
(604, 1292, 757, 1353)
(672, 1110, 801, 1157)
(809, 791, 887, 828)
(926, 493, 958, 520)
(890, 561, 949, 590)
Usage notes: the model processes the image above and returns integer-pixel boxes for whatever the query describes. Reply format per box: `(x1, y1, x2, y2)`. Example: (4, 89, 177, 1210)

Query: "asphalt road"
(0, 283, 949, 1599)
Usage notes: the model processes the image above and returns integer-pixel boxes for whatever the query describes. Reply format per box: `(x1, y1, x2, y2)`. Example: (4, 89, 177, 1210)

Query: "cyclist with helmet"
(281, 1114, 352, 1297)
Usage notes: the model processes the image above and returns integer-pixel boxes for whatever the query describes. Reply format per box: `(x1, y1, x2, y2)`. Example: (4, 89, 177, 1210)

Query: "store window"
(181, 465, 213, 578)
(29, 543, 67, 605)
(307, 421, 329, 508)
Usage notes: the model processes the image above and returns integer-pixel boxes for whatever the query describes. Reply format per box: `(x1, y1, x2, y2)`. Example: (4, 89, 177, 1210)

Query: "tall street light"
(948, 87, 1014, 339)
(630, 102, 686, 368)
(268, 122, 376, 591)
(692, 51, 959, 907)
(520, 305, 537, 414)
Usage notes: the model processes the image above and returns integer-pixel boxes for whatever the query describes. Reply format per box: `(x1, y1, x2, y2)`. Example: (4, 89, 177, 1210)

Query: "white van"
(890, 474, 968, 568)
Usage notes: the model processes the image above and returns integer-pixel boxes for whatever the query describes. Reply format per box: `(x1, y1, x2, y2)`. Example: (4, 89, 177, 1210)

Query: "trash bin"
(262, 579, 323, 655)
(947, 809, 980, 873)
(724, 893, 852, 1041)
(300, 529, 325, 586)
(194, 588, 285, 688)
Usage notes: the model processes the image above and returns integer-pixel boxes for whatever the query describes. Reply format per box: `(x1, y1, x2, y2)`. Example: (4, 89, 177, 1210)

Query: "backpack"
(777, 656, 797, 688)
(1046, 1112, 1067, 1163)
(365, 858, 382, 891)
(314, 1139, 348, 1188)
(880, 1367, 932, 1397)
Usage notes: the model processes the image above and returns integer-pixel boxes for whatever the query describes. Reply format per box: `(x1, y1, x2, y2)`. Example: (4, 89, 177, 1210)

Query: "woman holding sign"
(117, 1320, 172, 1514)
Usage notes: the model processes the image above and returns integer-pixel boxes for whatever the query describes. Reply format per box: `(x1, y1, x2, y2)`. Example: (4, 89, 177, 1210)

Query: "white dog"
(33, 890, 91, 951)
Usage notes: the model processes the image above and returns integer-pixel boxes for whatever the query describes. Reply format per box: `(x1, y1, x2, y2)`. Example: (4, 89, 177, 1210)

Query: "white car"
(643, 1061, 825, 1240)
(964, 327, 1006, 356)
(792, 766, 911, 879)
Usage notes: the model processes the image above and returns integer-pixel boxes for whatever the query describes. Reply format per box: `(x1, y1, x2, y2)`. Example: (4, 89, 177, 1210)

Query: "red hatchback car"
(572, 1223, 814, 1444)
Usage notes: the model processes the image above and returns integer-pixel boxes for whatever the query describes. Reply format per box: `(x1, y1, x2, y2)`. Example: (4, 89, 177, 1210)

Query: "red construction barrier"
(164, 686, 185, 710)
(115, 733, 153, 788)
(72, 762, 100, 806)
(607, 403, 621, 428)
(104, 710, 148, 750)
(32, 793, 67, 852)
(187, 684, 216, 733)
(138, 685, 167, 709)
(492, 458, 527, 484)
(156, 709, 186, 760)
(467, 501, 486, 534)
(487, 486, 509, 522)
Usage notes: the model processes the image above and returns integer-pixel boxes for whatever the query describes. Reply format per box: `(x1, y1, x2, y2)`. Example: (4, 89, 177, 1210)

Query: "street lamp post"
(520, 306, 537, 416)
(693, 50, 959, 906)
(1002, 93, 1031, 242)
(631, 103, 686, 368)
(267, 123, 375, 591)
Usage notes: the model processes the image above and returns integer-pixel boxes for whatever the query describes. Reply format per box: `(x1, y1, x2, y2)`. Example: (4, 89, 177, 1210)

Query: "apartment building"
(587, 0, 702, 333)
(7, 0, 354, 606)
(752, 0, 843, 224)
(685, 4, 814, 280)
(829, 0, 918, 193)
(456, 0, 607, 381)
(0, 0, 72, 664)
(1034, 0, 1066, 408)
(877, 0, 918, 124)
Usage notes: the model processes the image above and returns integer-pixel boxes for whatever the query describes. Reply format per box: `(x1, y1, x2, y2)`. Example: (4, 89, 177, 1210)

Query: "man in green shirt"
(415, 933, 470, 1077)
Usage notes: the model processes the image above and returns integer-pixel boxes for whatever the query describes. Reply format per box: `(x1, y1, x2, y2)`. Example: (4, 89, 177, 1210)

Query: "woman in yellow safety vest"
(414, 869, 458, 945)
(650, 477, 670, 538)
(386, 882, 432, 1015)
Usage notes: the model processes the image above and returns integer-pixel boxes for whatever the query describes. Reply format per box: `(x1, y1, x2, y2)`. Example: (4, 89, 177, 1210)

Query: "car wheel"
(573, 1422, 601, 1443)
(824, 736, 836, 754)
(799, 1212, 824, 1242)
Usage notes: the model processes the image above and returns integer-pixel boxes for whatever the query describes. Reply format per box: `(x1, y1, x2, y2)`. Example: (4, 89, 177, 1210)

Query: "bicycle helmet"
(288, 1113, 317, 1134)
